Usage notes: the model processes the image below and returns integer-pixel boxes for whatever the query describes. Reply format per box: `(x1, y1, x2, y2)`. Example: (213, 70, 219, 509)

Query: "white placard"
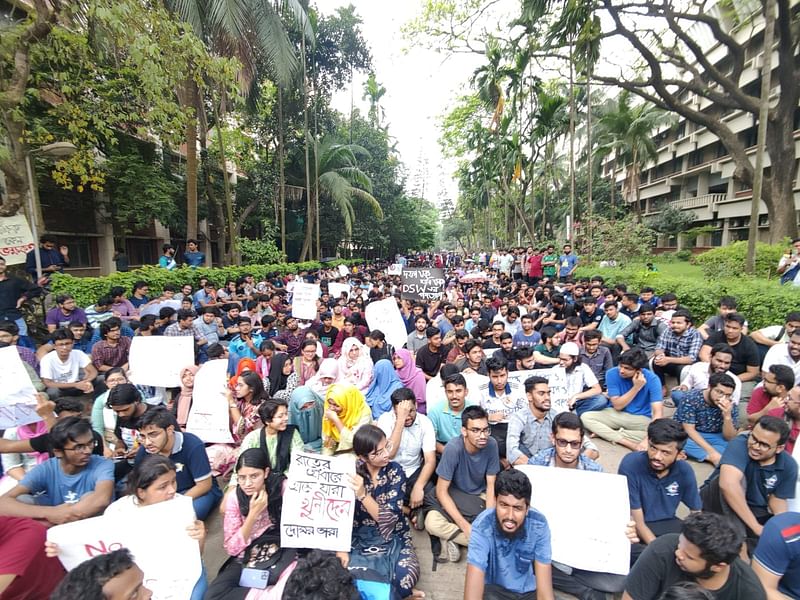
(387, 264, 402, 275)
(47, 495, 202, 599)
(328, 282, 351, 301)
(0, 214, 35, 265)
(0, 346, 39, 428)
(365, 298, 407, 351)
(185, 360, 234, 443)
(128, 336, 195, 387)
(291, 283, 320, 321)
(138, 299, 181, 318)
(338, 265, 349, 277)
(281, 451, 356, 552)
(506, 368, 570, 413)
(517, 465, 631, 575)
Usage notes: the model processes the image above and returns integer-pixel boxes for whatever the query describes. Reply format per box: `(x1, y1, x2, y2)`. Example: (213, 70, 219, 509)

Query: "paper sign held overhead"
(365, 298, 407, 352)
(291, 283, 320, 321)
(0, 346, 40, 428)
(128, 336, 194, 388)
(401, 268, 445, 302)
(0, 214, 35, 265)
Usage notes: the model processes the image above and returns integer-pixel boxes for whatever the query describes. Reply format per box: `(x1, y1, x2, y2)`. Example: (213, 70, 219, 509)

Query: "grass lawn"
(647, 261, 705, 280)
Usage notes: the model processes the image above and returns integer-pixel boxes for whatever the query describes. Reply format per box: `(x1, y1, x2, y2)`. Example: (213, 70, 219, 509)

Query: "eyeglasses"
(369, 441, 393, 459)
(748, 433, 777, 451)
(63, 440, 98, 453)
(554, 438, 582, 450)
(138, 430, 166, 443)
(467, 427, 491, 436)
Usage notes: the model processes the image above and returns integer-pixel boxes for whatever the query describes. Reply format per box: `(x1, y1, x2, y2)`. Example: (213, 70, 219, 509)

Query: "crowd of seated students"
(1, 250, 799, 600)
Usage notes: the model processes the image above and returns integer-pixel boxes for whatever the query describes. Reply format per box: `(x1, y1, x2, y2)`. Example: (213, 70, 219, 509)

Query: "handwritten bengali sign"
(0, 346, 40, 428)
(517, 465, 631, 575)
(401, 268, 445, 302)
(506, 367, 570, 413)
(0, 214, 35, 265)
(291, 283, 320, 321)
(47, 495, 202, 599)
(281, 451, 356, 552)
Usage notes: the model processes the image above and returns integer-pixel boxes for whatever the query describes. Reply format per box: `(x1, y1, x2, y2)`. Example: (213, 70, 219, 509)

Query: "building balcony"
(644, 193, 727, 217)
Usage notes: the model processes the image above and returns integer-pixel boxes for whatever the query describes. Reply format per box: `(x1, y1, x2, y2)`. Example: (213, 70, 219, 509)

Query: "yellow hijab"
(322, 383, 371, 442)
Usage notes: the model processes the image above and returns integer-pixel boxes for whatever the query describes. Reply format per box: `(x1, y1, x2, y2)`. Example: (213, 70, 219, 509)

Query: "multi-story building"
(603, 5, 800, 251)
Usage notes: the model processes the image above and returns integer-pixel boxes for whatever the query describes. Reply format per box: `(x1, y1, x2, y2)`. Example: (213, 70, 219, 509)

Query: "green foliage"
(50, 260, 362, 307)
(674, 249, 693, 262)
(571, 265, 795, 329)
(646, 206, 695, 237)
(238, 238, 285, 265)
(589, 216, 656, 265)
(693, 241, 785, 280)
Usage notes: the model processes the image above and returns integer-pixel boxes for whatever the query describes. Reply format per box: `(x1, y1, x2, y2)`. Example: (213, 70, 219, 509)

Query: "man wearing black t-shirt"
(699, 313, 760, 383)
(416, 326, 451, 380)
(623, 512, 766, 600)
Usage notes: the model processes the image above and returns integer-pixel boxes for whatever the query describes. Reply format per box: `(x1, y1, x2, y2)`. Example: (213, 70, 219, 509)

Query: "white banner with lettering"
(0, 346, 40, 428)
(291, 283, 320, 321)
(0, 214, 35, 265)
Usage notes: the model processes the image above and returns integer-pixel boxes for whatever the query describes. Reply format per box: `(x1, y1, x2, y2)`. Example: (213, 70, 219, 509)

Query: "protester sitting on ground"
(751, 311, 800, 359)
(762, 328, 800, 386)
(415, 326, 451, 382)
(597, 300, 632, 363)
(105, 382, 158, 481)
(698, 313, 760, 386)
(46, 294, 89, 333)
(377, 387, 437, 517)
(0, 417, 114, 524)
(428, 373, 475, 454)
(464, 468, 554, 600)
(40, 327, 99, 401)
(674, 373, 739, 466)
(454, 338, 488, 376)
(363, 358, 403, 419)
(616, 303, 666, 358)
(671, 344, 741, 408)
(747, 364, 795, 426)
(338, 337, 374, 391)
(701, 415, 797, 552)
(341, 425, 423, 599)
(265, 352, 299, 401)
(282, 550, 361, 600)
(331, 316, 368, 356)
(424, 405, 500, 563)
(478, 356, 527, 466)
(91, 368, 135, 441)
(134, 407, 222, 520)
(294, 338, 321, 385)
(228, 371, 268, 442)
(235, 398, 304, 478)
(288, 386, 325, 451)
(0, 516, 66, 598)
(580, 329, 613, 390)
(227, 316, 264, 365)
(407, 314, 430, 354)
(393, 348, 428, 413)
(0, 418, 49, 495)
(558, 342, 607, 416)
(622, 512, 766, 600)
(533, 326, 561, 368)
(321, 383, 372, 455)
(697, 296, 747, 340)
(50, 548, 151, 600)
(528, 411, 602, 472)
(751, 510, 800, 599)
(652, 309, 703, 393)
(582, 348, 663, 452)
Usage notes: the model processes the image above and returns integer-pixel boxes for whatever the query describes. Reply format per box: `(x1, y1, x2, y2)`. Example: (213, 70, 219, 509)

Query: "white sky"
(314, 0, 484, 207)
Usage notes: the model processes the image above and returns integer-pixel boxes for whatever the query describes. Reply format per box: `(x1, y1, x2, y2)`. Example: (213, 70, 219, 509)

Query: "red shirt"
(747, 386, 799, 453)
(528, 255, 543, 277)
(0, 517, 65, 599)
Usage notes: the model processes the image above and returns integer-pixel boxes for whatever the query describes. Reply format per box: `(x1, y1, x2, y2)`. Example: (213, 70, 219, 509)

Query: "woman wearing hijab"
(175, 365, 199, 428)
(305, 357, 340, 398)
(321, 383, 372, 455)
(266, 353, 298, 401)
(364, 359, 403, 420)
(338, 337, 373, 391)
(229, 358, 257, 392)
(392, 348, 428, 414)
(288, 386, 324, 451)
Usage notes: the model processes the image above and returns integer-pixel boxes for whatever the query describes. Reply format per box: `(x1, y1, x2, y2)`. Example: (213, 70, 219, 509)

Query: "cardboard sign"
(291, 282, 320, 321)
(185, 359, 234, 443)
(338, 265, 350, 277)
(281, 451, 356, 552)
(401, 268, 445, 301)
(506, 368, 570, 413)
(128, 336, 194, 387)
(517, 465, 631, 575)
(365, 298, 407, 352)
(0, 214, 35, 265)
(48, 495, 202, 599)
(138, 299, 181, 318)
(328, 282, 351, 302)
(0, 346, 40, 428)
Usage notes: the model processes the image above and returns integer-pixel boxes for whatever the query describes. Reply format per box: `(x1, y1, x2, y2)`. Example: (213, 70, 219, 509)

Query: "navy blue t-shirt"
(753, 511, 800, 599)
(135, 431, 218, 496)
(437, 435, 500, 495)
(704, 433, 797, 511)
(618, 451, 701, 522)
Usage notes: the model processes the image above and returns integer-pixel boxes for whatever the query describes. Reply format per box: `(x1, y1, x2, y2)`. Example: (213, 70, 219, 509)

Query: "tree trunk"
(299, 35, 313, 262)
(277, 90, 287, 255)
(185, 81, 199, 241)
(568, 40, 576, 242)
(213, 97, 238, 265)
(586, 76, 593, 259)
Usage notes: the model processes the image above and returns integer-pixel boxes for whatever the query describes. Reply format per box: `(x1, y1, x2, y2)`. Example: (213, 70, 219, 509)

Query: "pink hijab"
(176, 365, 199, 427)
(392, 348, 428, 414)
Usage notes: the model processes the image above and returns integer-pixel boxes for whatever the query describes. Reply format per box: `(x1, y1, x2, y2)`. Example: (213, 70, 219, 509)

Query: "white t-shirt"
(478, 381, 527, 424)
(763, 344, 800, 386)
(40, 350, 91, 383)
(679, 362, 742, 404)
(564, 364, 600, 400)
(754, 325, 791, 343)
(376, 411, 436, 477)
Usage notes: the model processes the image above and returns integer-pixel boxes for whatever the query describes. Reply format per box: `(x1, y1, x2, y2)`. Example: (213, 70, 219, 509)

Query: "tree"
(591, 215, 656, 265)
(362, 73, 386, 128)
(646, 206, 695, 240)
(593, 0, 799, 242)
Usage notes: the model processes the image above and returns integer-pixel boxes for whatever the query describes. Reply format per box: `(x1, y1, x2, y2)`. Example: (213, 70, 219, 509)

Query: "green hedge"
(572, 265, 798, 330)
(692, 241, 785, 280)
(50, 260, 364, 307)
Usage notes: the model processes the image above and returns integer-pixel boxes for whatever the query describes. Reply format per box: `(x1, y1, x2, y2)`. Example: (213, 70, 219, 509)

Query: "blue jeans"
(192, 485, 222, 520)
(14, 317, 27, 337)
(684, 432, 729, 461)
(190, 566, 208, 600)
(670, 389, 687, 407)
(574, 395, 609, 416)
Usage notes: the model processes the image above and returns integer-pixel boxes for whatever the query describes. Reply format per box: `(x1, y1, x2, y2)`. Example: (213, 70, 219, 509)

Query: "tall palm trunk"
(299, 34, 313, 262)
(585, 76, 593, 258)
(185, 80, 199, 241)
(568, 41, 576, 242)
(277, 90, 286, 255)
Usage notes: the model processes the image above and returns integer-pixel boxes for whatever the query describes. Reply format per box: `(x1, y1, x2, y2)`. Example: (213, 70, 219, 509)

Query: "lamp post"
(23, 142, 78, 281)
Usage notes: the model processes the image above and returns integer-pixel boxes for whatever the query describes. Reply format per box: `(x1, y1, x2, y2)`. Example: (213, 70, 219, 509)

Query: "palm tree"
(293, 138, 383, 258)
(362, 73, 386, 129)
(532, 85, 569, 237)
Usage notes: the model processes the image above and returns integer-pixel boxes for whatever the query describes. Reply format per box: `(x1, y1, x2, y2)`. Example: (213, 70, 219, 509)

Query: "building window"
(127, 239, 157, 267)
(711, 229, 723, 246)
(63, 237, 94, 268)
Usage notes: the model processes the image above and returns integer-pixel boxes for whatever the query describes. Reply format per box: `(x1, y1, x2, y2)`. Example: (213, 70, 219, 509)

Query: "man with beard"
(105, 383, 158, 480)
(762, 328, 800, 386)
(508, 377, 599, 466)
(652, 310, 703, 393)
(479, 356, 528, 466)
(701, 415, 797, 550)
(424, 406, 500, 563)
(558, 342, 606, 416)
(671, 344, 741, 409)
(698, 313, 760, 385)
(407, 314, 430, 354)
(616, 303, 667, 357)
(275, 315, 308, 358)
(464, 468, 554, 600)
(618, 419, 702, 546)
(747, 364, 795, 426)
(0, 417, 114, 523)
(674, 373, 739, 466)
(622, 512, 766, 600)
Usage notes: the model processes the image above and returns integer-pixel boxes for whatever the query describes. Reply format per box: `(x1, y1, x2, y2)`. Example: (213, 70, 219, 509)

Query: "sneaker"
(663, 398, 675, 408)
(446, 540, 461, 562)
